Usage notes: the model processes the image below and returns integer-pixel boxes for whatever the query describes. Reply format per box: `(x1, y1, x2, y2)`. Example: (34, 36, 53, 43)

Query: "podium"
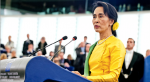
(0, 56, 91, 82)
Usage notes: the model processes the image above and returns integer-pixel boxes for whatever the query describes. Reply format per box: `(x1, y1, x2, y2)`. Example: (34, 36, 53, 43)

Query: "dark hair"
(128, 38, 135, 43)
(84, 36, 87, 38)
(28, 43, 33, 46)
(92, 1, 118, 37)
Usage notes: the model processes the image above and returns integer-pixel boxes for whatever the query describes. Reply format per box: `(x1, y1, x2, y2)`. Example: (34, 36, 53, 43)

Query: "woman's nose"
(95, 18, 99, 23)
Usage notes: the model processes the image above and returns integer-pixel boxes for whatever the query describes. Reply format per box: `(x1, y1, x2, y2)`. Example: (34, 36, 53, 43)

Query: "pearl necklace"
(97, 35, 113, 45)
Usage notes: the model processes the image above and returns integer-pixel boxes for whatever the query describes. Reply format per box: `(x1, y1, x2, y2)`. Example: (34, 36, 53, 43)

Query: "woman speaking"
(73, 1, 126, 82)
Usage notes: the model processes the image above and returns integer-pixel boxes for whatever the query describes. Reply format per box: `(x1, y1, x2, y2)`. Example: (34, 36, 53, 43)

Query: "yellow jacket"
(84, 36, 126, 82)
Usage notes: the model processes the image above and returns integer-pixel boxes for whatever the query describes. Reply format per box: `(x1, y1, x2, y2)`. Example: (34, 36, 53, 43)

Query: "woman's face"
(67, 55, 71, 60)
(92, 7, 113, 33)
(41, 37, 45, 43)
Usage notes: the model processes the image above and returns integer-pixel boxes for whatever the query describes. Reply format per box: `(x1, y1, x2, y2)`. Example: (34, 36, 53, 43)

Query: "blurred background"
(0, 0, 150, 59)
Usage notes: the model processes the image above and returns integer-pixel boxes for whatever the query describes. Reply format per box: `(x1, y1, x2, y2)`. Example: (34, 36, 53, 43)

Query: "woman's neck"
(99, 31, 112, 40)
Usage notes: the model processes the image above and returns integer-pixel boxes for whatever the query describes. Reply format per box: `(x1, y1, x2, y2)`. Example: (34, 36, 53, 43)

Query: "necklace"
(97, 35, 113, 45)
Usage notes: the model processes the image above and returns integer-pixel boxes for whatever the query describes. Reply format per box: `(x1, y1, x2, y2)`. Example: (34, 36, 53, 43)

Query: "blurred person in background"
(58, 52, 65, 66)
(54, 40, 65, 57)
(54, 53, 74, 71)
(84, 36, 89, 45)
(11, 49, 17, 59)
(0, 53, 7, 60)
(119, 38, 144, 82)
(37, 51, 43, 56)
(74, 42, 86, 74)
(53, 57, 66, 68)
(84, 36, 90, 53)
(37, 51, 47, 57)
(5, 46, 11, 58)
(25, 44, 35, 56)
(22, 34, 34, 55)
(63, 62, 75, 71)
(53, 57, 62, 67)
(76, 42, 86, 55)
(37, 37, 47, 55)
(64, 54, 74, 66)
(48, 51, 54, 60)
(85, 44, 91, 57)
(6, 36, 14, 49)
(146, 49, 150, 57)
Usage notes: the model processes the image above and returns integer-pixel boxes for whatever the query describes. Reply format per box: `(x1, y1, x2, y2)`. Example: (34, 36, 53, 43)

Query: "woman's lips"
(94, 25, 100, 29)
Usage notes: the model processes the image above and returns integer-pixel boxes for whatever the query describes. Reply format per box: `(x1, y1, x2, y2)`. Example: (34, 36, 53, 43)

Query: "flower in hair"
(113, 22, 119, 31)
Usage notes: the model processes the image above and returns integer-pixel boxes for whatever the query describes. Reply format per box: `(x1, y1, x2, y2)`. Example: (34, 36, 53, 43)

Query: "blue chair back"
(143, 56, 150, 82)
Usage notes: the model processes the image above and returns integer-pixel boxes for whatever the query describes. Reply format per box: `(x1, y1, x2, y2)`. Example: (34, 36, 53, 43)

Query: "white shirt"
(7, 53, 12, 59)
(86, 52, 89, 58)
(6, 41, 14, 49)
(26, 39, 30, 43)
(125, 49, 134, 69)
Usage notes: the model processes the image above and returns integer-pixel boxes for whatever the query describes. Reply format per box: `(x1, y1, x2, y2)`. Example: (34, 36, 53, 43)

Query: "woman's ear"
(109, 19, 114, 25)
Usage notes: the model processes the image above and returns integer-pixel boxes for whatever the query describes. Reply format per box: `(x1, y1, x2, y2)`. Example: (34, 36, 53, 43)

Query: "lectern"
(0, 56, 91, 82)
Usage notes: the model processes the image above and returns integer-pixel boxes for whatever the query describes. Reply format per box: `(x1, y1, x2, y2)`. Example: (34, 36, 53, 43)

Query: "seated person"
(63, 62, 74, 71)
(25, 44, 35, 56)
(37, 51, 46, 57)
(5, 46, 11, 58)
(64, 54, 74, 66)
(37, 51, 43, 56)
(53, 57, 63, 67)
(53, 57, 74, 71)
(47, 51, 54, 60)
(11, 49, 17, 59)
(58, 52, 65, 66)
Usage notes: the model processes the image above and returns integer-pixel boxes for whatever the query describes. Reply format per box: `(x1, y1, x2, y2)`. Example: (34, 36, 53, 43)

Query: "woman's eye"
(99, 16, 103, 18)
(93, 16, 96, 18)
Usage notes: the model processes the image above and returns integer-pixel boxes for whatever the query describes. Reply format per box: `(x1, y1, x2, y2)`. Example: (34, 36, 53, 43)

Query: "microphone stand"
(51, 40, 73, 61)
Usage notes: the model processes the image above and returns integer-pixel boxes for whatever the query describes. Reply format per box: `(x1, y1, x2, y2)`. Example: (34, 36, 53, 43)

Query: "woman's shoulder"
(107, 36, 125, 48)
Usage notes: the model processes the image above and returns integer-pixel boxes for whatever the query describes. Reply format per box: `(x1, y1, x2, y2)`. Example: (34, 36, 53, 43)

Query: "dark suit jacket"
(85, 42, 90, 52)
(37, 42, 47, 55)
(119, 51, 144, 82)
(22, 40, 33, 55)
(74, 47, 86, 74)
(75, 47, 86, 61)
(0, 44, 5, 49)
(54, 45, 65, 56)
(64, 59, 74, 66)
(77, 42, 89, 53)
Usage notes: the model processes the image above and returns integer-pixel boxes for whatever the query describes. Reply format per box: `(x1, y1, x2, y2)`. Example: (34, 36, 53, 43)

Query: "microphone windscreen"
(62, 36, 68, 40)
(73, 36, 77, 40)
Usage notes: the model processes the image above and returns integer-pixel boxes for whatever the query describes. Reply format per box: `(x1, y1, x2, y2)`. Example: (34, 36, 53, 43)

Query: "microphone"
(51, 36, 77, 61)
(72, 36, 77, 40)
(29, 36, 68, 57)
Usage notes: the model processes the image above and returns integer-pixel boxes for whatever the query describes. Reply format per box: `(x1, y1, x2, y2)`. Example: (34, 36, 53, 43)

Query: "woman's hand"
(72, 71, 87, 79)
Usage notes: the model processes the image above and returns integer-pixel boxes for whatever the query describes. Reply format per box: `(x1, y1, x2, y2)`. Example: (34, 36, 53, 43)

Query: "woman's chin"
(94, 29, 100, 32)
